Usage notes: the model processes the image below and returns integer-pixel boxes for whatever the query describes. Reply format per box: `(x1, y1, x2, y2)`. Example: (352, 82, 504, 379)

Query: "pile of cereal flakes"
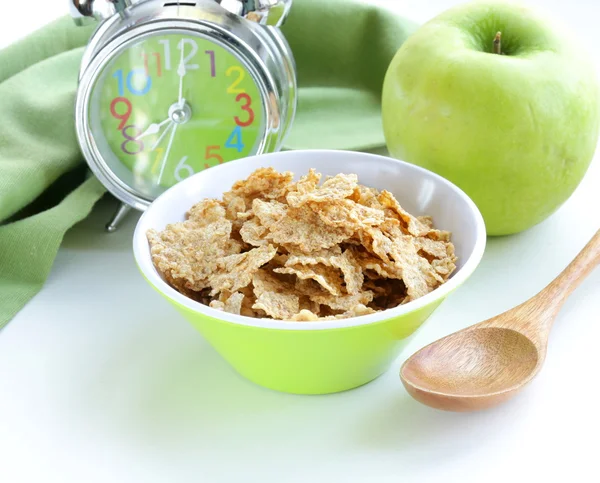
(147, 168, 457, 321)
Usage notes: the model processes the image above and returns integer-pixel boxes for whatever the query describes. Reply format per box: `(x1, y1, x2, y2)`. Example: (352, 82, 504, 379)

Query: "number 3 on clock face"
(97, 33, 265, 191)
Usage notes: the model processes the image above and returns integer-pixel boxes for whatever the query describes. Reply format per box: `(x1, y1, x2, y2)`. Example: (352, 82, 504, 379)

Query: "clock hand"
(150, 121, 174, 152)
(157, 122, 179, 185)
(138, 118, 171, 140)
(177, 40, 186, 108)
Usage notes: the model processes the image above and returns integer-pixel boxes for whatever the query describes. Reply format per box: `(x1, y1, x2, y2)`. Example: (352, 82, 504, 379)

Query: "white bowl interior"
(133, 150, 486, 330)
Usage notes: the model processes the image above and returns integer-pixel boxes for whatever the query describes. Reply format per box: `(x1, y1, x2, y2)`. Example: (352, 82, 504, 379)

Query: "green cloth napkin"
(0, 0, 417, 328)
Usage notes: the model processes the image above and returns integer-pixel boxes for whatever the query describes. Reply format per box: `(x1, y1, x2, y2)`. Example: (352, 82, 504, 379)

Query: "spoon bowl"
(401, 327, 541, 411)
(400, 229, 600, 412)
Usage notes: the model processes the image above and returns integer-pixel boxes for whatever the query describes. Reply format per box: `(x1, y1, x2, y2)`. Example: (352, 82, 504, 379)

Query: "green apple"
(382, 1, 599, 236)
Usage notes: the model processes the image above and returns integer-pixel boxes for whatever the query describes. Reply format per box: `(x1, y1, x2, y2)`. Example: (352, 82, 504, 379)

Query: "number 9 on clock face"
(90, 32, 265, 198)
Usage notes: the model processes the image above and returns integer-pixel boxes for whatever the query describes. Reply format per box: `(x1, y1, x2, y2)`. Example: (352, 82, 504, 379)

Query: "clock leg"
(105, 202, 132, 233)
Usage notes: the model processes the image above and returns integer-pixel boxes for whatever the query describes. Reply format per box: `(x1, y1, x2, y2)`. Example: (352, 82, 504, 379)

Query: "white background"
(1, 1, 599, 482)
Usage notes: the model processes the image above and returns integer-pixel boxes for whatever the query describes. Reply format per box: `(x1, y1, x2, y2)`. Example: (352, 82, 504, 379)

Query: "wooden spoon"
(401, 229, 600, 412)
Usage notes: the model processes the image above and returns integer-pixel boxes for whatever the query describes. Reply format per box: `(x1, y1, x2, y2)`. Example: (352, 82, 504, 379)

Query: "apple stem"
(493, 31, 502, 54)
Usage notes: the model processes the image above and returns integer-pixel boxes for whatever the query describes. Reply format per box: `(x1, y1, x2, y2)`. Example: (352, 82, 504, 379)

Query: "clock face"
(89, 31, 266, 199)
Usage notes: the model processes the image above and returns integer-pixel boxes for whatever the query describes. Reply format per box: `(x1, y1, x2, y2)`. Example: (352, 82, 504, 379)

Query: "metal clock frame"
(74, 0, 297, 229)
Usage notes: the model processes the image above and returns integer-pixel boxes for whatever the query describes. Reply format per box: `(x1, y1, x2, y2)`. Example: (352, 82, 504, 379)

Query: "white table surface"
(1, 1, 599, 482)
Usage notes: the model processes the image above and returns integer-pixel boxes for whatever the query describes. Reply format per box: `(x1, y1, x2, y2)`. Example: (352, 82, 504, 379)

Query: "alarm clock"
(71, 0, 297, 231)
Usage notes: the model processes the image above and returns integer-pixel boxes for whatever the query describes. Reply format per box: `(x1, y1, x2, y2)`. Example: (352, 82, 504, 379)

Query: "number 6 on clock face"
(97, 33, 265, 192)
(174, 156, 194, 181)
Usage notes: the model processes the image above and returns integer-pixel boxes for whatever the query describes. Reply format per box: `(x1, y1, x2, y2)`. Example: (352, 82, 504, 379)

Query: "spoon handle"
(514, 228, 600, 342)
(540, 229, 600, 310)
(486, 229, 600, 344)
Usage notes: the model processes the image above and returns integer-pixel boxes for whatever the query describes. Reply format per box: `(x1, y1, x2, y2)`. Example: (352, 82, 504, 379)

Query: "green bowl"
(133, 150, 486, 394)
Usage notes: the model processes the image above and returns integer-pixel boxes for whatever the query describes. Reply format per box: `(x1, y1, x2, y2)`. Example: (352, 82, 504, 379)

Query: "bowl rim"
(133, 149, 486, 331)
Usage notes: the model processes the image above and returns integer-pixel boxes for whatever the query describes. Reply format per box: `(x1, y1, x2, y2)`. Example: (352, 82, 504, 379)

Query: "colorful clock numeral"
(205, 50, 216, 77)
(151, 147, 165, 175)
(109, 97, 132, 130)
(142, 52, 163, 77)
(113, 68, 152, 96)
(226, 66, 246, 94)
(121, 125, 144, 155)
(205, 145, 223, 164)
(234, 93, 255, 127)
(128, 68, 152, 95)
(225, 125, 245, 153)
(112, 70, 125, 95)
